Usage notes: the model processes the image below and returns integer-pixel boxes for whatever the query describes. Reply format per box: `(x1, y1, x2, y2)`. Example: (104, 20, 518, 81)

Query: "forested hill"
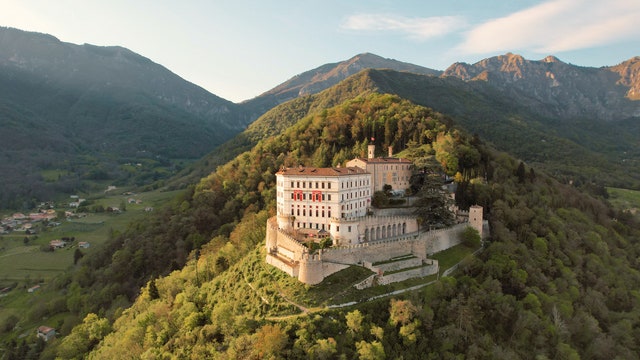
(0, 27, 248, 209)
(47, 91, 640, 359)
(174, 67, 640, 193)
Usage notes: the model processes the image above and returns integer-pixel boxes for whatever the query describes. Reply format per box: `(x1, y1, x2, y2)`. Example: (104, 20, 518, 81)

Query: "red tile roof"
(276, 166, 368, 177)
(351, 157, 412, 164)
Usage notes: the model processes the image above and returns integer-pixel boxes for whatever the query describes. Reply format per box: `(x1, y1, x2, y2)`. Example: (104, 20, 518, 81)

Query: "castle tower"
(368, 144, 375, 159)
(298, 254, 324, 285)
(388, 146, 393, 157)
(469, 205, 483, 238)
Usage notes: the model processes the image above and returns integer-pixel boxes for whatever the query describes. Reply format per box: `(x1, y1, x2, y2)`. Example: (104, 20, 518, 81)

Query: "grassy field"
(607, 187, 640, 213)
(0, 188, 184, 342)
(0, 188, 182, 295)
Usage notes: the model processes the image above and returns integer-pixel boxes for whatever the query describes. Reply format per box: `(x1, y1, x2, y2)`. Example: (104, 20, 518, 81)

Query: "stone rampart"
(369, 257, 422, 273)
(378, 262, 438, 285)
(265, 216, 483, 285)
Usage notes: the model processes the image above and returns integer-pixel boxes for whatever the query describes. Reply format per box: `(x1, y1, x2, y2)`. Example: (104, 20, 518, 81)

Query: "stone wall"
(265, 216, 483, 285)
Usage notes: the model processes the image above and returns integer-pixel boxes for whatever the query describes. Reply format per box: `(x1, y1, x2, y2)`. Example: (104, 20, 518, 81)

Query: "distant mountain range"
(0, 26, 639, 209)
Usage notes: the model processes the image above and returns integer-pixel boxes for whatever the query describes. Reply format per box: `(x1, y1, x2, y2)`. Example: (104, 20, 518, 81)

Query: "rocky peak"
(442, 53, 639, 120)
(608, 56, 640, 100)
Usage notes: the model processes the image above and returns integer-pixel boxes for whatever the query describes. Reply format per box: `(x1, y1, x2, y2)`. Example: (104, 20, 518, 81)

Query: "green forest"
(2, 92, 640, 359)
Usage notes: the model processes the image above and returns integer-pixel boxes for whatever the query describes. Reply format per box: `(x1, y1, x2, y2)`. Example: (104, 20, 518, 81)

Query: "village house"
(49, 239, 66, 249)
(37, 326, 56, 342)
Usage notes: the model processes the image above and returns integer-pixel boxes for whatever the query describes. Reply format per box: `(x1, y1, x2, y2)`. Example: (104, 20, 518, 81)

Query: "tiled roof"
(276, 166, 369, 177)
(351, 157, 412, 164)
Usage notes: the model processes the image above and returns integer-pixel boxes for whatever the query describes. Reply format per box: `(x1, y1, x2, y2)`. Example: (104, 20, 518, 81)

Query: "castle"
(266, 145, 485, 285)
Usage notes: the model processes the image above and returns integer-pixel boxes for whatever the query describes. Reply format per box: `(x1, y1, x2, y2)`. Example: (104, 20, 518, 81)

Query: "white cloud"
(456, 0, 640, 55)
(342, 13, 466, 40)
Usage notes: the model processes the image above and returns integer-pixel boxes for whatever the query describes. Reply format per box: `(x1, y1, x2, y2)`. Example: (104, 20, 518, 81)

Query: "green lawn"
(607, 187, 640, 213)
(0, 189, 182, 285)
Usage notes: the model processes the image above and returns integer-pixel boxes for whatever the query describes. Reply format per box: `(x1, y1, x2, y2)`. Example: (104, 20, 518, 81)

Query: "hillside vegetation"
(6, 90, 637, 359)
(0, 27, 247, 209)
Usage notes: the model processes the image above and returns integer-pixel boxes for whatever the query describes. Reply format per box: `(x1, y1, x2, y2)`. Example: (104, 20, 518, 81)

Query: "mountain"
(50, 91, 640, 359)
(6, 47, 640, 358)
(443, 53, 640, 120)
(240, 52, 441, 120)
(0, 27, 248, 209)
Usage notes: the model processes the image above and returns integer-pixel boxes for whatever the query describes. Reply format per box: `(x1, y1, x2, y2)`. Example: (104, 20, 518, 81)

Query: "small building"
(50, 239, 66, 249)
(37, 326, 56, 342)
(78, 242, 90, 249)
(27, 285, 41, 293)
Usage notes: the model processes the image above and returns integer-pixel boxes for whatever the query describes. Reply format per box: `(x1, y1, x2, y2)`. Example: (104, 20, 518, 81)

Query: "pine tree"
(413, 170, 455, 230)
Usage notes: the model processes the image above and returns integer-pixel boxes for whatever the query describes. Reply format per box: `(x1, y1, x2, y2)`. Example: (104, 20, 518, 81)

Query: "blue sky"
(1, 0, 639, 102)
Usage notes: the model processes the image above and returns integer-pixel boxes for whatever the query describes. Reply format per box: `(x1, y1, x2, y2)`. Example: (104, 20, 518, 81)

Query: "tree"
(461, 226, 481, 248)
(356, 340, 385, 360)
(413, 170, 455, 229)
(73, 248, 84, 265)
(148, 279, 159, 300)
(253, 324, 287, 358)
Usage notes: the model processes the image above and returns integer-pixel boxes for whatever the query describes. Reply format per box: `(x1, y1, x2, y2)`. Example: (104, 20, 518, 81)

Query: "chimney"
(388, 146, 393, 157)
(368, 145, 375, 159)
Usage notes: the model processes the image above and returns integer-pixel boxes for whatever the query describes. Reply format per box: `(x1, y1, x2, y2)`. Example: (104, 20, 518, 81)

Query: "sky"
(1, 0, 639, 103)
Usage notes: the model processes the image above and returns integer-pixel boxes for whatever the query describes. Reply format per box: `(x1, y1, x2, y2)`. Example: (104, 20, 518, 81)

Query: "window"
(315, 182, 319, 188)
(322, 182, 325, 189)
(328, 183, 331, 189)
(297, 181, 300, 188)
(303, 182, 306, 188)
(337, 226, 340, 231)
(291, 181, 294, 187)
(348, 226, 351, 232)
(328, 194, 331, 201)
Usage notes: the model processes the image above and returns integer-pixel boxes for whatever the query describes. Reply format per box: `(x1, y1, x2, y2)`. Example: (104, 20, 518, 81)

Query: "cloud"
(342, 13, 466, 40)
(457, 0, 640, 55)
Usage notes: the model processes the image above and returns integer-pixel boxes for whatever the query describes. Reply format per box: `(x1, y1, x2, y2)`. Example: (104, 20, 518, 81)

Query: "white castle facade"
(267, 145, 486, 285)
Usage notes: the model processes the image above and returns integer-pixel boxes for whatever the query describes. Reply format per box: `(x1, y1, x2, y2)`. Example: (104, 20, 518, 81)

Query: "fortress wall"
(422, 223, 468, 255)
(378, 263, 438, 285)
(372, 257, 423, 273)
(322, 235, 419, 264)
(354, 274, 378, 290)
(298, 257, 323, 285)
(321, 262, 351, 279)
(266, 254, 299, 277)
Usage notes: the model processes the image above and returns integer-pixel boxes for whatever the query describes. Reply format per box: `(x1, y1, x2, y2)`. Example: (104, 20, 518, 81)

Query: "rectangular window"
(315, 182, 319, 188)
(303, 182, 306, 188)
(337, 226, 340, 231)
(328, 183, 331, 189)
(328, 194, 331, 201)
(348, 226, 351, 232)
(297, 181, 300, 188)
(322, 182, 325, 189)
